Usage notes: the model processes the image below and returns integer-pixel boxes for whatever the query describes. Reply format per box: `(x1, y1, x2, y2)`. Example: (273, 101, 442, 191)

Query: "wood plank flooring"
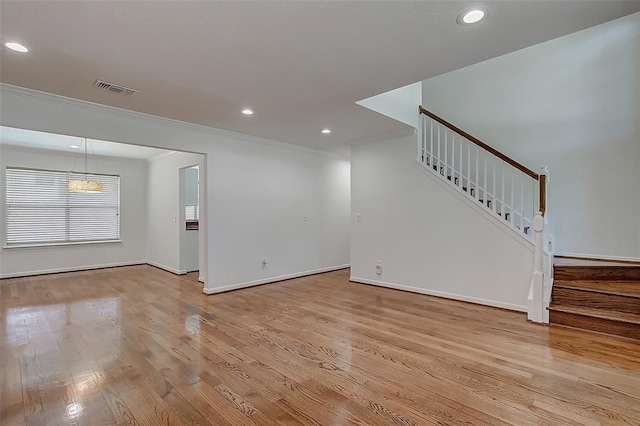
(2, 266, 640, 425)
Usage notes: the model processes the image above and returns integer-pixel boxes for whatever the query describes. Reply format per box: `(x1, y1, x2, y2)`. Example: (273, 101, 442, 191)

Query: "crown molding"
(146, 150, 182, 163)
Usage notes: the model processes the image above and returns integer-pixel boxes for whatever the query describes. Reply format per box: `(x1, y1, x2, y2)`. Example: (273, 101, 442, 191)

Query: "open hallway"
(2, 266, 639, 425)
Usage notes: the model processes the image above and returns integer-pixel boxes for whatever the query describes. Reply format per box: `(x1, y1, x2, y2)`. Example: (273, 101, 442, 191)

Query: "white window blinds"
(5, 167, 120, 246)
(185, 205, 199, 221)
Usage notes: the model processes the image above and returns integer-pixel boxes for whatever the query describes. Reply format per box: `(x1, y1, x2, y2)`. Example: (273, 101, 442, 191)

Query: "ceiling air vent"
(93, 80, 139, 95)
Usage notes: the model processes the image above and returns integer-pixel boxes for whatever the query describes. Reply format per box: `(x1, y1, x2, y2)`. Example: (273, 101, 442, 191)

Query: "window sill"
(3, 240, 122, 249)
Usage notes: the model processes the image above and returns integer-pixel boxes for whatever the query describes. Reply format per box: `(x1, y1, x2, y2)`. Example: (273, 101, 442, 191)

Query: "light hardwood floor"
(1, 266, 639, 425)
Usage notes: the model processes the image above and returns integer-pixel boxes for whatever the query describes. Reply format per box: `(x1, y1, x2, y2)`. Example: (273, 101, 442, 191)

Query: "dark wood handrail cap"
(418, 105, 539, 180)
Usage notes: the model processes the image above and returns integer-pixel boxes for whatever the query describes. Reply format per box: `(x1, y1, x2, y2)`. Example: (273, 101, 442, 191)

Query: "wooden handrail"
(418, 105, 539, 180)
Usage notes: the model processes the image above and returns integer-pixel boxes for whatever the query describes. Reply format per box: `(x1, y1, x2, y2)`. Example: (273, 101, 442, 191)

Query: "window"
(5, 167, 120, 246)
(185, 204, 199, 221)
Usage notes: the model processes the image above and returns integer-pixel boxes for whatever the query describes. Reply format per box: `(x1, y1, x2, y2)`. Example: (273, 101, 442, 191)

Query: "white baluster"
(422, 116, 426, 163)
(444, 130, 448, 178)
(419, 115, 424, 162)
(532, 179, 536, 229)
(492, 157, 497, 213)
(475, 145, 479, 199)
(520, 172, 525, 235)
(459, 135, 463, 187)
(437, 125, 441, 172)
(430, 120, 433, 167)
(483, 152, 487, 206)
(501, 160, 505, 218)
(451, 132, 455, 185)
(510, 167, 514, 227)
(467, 140, 471, 194)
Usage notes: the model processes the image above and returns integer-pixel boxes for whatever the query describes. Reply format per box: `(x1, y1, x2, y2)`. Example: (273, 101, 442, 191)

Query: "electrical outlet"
(375, 261, 382, 275)
(303, 215, 308, 223)
(356, 213, 362, 223)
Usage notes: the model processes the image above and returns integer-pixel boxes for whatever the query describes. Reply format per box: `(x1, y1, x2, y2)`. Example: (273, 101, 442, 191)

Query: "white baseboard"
(0, 261, 146, 279)
(147, 262, 187, 275)
(198, 276, 205, 283)
(203, 264, 350, 294)
(555, 252, 640, 263)
(350, 276, 527, 313)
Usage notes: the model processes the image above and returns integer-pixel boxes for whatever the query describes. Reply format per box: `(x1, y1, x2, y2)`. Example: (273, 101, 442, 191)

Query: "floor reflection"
(2, 266, 639, 425)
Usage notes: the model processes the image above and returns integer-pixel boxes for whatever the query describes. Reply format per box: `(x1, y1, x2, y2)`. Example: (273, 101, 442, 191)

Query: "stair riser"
(554, 266, 640, 281)
(550, 311, 640, 340)
(552, 288, 640, 315)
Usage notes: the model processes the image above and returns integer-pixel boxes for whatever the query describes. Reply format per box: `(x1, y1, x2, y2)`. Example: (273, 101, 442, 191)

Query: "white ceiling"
(1, 1, 639, 153)
(0, 126, 171, 160)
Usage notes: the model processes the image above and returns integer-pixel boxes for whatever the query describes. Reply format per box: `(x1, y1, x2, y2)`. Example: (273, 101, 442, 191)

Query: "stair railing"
(418, 105, 547, 239)
(418, 105, 550, 323)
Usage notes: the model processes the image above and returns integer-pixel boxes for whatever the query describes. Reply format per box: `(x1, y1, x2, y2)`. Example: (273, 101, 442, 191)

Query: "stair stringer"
(415, 159, 535, 251)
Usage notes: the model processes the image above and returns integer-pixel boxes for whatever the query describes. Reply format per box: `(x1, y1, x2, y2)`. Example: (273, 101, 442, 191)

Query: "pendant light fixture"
(68, 138, 103, 193)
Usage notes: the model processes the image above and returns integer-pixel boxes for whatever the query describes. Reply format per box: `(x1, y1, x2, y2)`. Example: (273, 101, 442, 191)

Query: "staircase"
(548, 258, 640, 340)
(418, 105, 552, 323)
(417, 106, 639, 331)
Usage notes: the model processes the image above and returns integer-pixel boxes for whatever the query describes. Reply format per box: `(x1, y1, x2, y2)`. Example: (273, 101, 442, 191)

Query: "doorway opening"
(179, 165, 200, 275)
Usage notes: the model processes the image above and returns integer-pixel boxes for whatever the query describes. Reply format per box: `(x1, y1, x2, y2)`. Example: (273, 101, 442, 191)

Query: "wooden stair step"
(548, 305, 640, 340)
(553, 280, 640, 298)
(552, 284, 640, 315)
(549, 304, 640, 324)
(554, 265, 640, 281)
(554, 258, 637, 267)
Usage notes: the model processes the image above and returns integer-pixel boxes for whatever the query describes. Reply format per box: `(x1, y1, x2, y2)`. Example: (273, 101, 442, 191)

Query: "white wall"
(351, 134, 534, 311)
(181, 166, 200, 273)
(357, 82, 422, 128)
(0, 84, 351, 290)
(182, 227, 199, 273)
(421, 12, 640, 260)
(209, 138, 351, 290)
(147, 152, 204, 275)
(0, 144, 148, 277)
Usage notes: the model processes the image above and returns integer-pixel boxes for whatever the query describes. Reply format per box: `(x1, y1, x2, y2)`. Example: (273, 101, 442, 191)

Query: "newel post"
(416, 107, 423, 162)
(528, 211, 545, 323)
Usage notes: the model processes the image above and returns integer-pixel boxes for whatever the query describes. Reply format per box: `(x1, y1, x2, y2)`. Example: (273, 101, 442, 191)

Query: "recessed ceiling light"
(457, 8, 487, 25)
(242, 109, 254, 115)
(321, 129, 331, 134)
(69, 145, 80, 149)
(5, 42, 29, 53)
(464, 10, 484, 23)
